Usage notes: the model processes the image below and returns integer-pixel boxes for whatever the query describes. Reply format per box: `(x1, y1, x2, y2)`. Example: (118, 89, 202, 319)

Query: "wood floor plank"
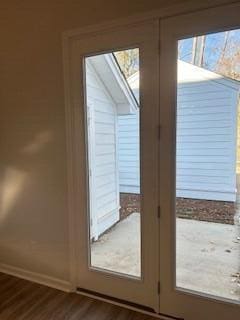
(0, 273, 157, 320)
(0, 276, 22, 297)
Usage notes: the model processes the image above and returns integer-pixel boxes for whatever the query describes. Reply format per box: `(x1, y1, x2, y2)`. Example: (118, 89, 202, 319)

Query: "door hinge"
(158, 39, 161, 56)
(158, 125, 161, 140)
(157, 281, 161, 295)
(157, 205, 161, 219)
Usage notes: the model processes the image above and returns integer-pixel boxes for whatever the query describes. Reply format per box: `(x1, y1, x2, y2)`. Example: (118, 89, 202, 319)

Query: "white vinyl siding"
(86, 61, 119, 239)
(118, 61, 239, 201)
(118, 111, 140, 194)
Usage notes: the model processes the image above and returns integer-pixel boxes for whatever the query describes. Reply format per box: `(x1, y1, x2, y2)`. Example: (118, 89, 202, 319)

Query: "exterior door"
(64, 20, 160, 311)
(159, 3, 240, 319)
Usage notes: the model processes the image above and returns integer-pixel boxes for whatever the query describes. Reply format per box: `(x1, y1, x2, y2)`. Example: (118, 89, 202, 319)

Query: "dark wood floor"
(0, 272, 156, 319)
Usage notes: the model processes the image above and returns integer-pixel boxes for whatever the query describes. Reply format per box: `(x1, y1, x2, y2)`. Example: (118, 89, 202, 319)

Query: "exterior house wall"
(118, 61, 240, 201)
(86, 61, 119, 240)
(118, 111, 140, 194)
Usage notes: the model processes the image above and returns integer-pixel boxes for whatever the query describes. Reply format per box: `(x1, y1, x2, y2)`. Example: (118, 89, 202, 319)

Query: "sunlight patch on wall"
(21, 131, 53, 155)
(0, 168, 27, 222)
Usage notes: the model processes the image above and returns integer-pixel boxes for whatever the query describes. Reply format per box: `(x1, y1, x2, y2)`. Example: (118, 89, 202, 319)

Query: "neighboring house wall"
(177, 61, 239, 202)
(86, 61, 119, 240)
(118, 61, 240, 201)
(118, 111, 140, 194)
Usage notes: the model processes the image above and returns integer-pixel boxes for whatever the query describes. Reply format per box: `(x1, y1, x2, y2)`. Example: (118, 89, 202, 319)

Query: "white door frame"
(63, 20, 160, 311)
(159, 3, 240, 319)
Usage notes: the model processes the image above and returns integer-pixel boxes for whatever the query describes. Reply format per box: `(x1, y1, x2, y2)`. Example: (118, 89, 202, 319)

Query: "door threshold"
(76, 287, 184, 320)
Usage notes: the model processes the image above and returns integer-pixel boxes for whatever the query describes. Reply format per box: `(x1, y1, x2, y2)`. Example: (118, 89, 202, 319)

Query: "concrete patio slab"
(91, 213, 240, 301)
(91, 212, 141, 277)
(176, 218, 240, 301)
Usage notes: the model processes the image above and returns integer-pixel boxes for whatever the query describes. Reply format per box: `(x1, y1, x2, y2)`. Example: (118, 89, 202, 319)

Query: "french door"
(159, 3, 240, 319)
(64, 2, 240, 318)
(64, 21, 160, 311)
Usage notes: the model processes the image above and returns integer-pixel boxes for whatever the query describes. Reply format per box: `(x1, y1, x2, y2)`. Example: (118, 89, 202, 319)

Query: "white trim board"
(0, 263, 72, 292)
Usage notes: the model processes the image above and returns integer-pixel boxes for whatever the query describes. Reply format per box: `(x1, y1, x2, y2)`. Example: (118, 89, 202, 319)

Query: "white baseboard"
(0, 263, 73, 292)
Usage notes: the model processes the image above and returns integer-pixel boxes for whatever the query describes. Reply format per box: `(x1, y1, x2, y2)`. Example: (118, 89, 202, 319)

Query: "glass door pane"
(176, 29, 240, 302)
(84, 49, 141, 278)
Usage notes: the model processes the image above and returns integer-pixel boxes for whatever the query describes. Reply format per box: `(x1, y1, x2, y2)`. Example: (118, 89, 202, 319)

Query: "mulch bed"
(176, 197, 235, 225)
(120, 193, 235, 225)
(120, 193, 141, 220)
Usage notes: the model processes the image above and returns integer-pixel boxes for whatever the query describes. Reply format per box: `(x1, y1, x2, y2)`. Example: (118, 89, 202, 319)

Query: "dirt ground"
(120, 193, 235, 224)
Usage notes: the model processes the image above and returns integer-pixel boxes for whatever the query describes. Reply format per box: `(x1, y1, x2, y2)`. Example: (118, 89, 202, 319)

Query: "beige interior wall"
(0, 0, 233, 283)
(0, 0, 183, 283)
